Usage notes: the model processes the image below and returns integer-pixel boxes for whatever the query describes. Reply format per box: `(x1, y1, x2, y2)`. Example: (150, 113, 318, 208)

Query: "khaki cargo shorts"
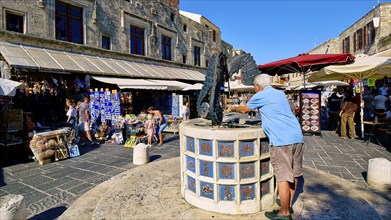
(270, 143, 304, 183)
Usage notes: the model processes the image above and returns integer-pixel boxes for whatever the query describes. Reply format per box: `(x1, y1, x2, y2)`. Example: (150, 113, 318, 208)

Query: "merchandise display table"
(29, 128, 71, 164)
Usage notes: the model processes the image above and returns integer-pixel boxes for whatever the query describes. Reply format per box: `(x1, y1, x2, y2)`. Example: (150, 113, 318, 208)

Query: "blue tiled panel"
(240, 184, 256, 201)
(186, 137, 195, 153)
(261, 159, 270, 175)
(218, 141, 235, 158)
(218, 163, 235, 179)
(240, 162, 256, 179)
(260, 139, 270, 154)
(187, 175, 196, 193)
(219, 185, 235, 201)
(240, 141, 255, 157)
(261, 180, 270, 197)
(199, 160, 214, 178)
(199, 139, 213, 156)
(186, 156, 196, 173)
(200, 181, 214, 199)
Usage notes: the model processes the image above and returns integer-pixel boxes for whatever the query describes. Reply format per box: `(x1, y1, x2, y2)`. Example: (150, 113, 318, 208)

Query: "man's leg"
(278, 181, 291, 216)
(289, 177, 298, 207)
(86, 130, 93, 142)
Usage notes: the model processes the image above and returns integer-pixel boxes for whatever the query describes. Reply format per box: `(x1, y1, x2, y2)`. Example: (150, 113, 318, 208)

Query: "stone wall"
(339, 2, 391, 55)
(308, 38, 340, 54)
(162, 0, 179, 9)
(0, 0, 219, 70)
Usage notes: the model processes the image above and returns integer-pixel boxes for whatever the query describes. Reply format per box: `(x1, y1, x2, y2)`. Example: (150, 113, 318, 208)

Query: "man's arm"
(230, 105, 252, 114)
(85, 109, 90, 124)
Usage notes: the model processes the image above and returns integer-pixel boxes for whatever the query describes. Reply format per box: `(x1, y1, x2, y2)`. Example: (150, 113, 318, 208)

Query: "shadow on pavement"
(292, 176, 305, 206)
(29, 206, 67, 220)
(0, 166, 4, 187)
(162, 134, 179, 144)
(361, 171, 368, 182)
(150, 155, 162, 162)
(301, 181, 383, 219)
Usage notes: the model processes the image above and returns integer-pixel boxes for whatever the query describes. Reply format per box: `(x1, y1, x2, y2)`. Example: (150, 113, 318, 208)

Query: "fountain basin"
(180, 119, 275, 214)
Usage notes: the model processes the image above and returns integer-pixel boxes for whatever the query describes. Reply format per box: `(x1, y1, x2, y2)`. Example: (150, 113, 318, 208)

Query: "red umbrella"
(258, 53, 355, 88)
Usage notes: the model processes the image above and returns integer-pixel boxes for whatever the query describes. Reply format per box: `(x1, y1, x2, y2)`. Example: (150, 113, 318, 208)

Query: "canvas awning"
(92, 76, 191, 90)
(0, 42, 205, 82)
(182, 83, 203, 91)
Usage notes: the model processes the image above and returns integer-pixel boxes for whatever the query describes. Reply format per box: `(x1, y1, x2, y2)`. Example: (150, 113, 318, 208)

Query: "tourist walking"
(231, 74, 303, 220)
(147, 106, 167, 145)
(339, 90, 358, 139)
(78, 95, 94, 145)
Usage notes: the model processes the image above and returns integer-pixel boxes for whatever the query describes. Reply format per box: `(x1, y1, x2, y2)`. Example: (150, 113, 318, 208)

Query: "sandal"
(265, 210, 292, 220)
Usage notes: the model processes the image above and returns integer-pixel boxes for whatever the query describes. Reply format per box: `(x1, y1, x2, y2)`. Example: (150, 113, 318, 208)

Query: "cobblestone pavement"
(0, 133, 180, 219)
(303, 130, 391, 201)
(1, 131, 390, 219)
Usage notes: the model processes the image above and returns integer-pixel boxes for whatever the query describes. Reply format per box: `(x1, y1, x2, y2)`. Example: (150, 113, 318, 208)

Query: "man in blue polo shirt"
(231, 74, 304, 220)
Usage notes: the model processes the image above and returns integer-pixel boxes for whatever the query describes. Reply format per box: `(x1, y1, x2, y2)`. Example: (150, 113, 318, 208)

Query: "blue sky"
(180, 0, 390, 64)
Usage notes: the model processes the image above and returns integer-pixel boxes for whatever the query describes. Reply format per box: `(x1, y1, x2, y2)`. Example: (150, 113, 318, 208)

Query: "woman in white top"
(66, 99, 77, 126)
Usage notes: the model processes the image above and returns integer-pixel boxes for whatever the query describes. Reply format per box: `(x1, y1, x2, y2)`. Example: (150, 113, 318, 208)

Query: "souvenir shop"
(1, 71, 191, 163)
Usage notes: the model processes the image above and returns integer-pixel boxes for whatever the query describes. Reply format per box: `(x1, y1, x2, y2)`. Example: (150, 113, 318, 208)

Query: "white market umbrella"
(294, 83, 317, 90)
(311, 80, 349, 87)
(0, 78, 23, 96)
(308, 55, 391, 139)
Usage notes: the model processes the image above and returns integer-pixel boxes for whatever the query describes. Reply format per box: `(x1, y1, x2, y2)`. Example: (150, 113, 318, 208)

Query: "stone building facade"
(0, 0, 228, 76)
(307, 2, 391, 56)
(286, 2, 391, 87)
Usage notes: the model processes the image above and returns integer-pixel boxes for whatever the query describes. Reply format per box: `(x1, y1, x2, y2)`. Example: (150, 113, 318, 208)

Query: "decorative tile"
(218, 163, 235, 179)
(240, 162, 255, 179)
(186, 137, 195, 153)
(199, 139, 213, 156)
(261, 159, 270, 175)
(187, 175, 196, 193)
(219, 185, 235, 201)
(240, 141, 254, 157)
(260, 140, 270, 154)
(199, 160, 214, 178)
(218, 141, 234, 158)
(261, 180, 270, 197)
(240, 184, 255, 201)
(186, 156, 196, 173)
(200, 181, 214, 199)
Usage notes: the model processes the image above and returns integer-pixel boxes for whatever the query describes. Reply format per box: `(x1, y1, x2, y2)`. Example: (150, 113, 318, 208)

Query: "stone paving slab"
(59, 157, 391, 220)
(0, 133, 180, 219)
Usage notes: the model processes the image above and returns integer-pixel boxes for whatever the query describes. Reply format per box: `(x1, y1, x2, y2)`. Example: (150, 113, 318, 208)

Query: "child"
(145, 114, 155, 147)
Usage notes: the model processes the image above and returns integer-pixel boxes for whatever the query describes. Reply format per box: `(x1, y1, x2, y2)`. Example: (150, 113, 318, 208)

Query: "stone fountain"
(179, 117, 275, 214)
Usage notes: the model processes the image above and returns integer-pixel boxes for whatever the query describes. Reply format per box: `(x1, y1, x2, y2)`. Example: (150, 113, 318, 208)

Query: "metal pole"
(360, 79, 365, 139)
(303, 72, 306, 89)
